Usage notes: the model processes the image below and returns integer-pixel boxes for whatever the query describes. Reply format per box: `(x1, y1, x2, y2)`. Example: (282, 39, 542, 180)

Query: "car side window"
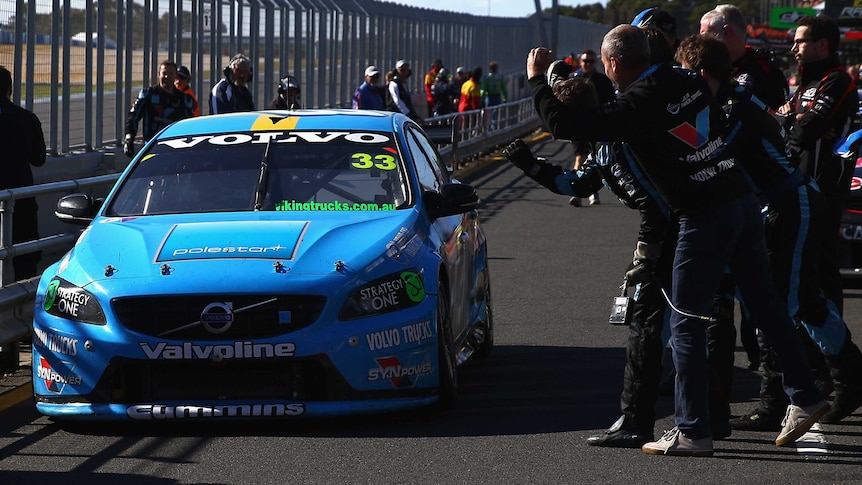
(409, 127, 451, 185)
(405, 129, 441, 192)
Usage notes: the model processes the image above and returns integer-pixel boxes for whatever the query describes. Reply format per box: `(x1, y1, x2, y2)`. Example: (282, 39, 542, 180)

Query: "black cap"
(631, 7, 677, 34)
(177, 65, 191, 79)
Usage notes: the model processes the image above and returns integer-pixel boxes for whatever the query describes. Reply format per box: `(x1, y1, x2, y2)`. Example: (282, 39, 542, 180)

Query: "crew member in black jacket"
(525, 24, 827, 456)
(0, 66, 45, 280)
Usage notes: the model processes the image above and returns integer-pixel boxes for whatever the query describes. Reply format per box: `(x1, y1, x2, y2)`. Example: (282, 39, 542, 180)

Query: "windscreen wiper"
(254, 138, 273, 211)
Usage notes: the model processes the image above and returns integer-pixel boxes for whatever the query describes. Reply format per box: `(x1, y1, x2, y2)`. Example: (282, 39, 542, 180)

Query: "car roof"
(157, 109, 402, 138)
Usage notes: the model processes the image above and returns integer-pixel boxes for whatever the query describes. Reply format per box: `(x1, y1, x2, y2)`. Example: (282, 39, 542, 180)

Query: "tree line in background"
(551, 0, 765, 38)
(0, 0, 223, 46)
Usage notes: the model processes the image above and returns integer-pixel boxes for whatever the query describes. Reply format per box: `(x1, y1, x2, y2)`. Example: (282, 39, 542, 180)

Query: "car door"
(405, 125, 476, 340)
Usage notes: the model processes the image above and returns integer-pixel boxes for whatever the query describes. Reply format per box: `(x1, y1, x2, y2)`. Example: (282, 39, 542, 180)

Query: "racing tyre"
(436, 281, 458, 409)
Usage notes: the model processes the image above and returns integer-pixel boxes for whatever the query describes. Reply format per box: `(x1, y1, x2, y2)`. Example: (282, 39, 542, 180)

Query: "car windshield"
(107, 130, 411, 216)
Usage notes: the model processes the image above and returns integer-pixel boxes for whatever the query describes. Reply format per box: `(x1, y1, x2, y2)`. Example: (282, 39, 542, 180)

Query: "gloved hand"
(503, 139, 537, 172)
(625, 258, 657, 286)
(123, 134, 135, 157)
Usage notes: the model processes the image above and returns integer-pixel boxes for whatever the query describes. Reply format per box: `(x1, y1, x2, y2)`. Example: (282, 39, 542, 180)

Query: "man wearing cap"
(453, 67, 469, 106)
(387, 60, 422, 123)
(353, 66, 384, 110)
(268, 75, 301, 109)
(174, 65, 199, 116)
(631, 6, 679, 50)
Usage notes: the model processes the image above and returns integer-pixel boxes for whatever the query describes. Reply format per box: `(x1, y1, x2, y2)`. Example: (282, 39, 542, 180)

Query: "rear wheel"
(476, 263, 494, 359)
(436, 281, 458, 409)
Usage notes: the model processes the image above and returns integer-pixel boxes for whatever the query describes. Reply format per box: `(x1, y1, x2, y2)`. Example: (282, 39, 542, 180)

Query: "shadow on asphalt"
(1, 343, 799, 442)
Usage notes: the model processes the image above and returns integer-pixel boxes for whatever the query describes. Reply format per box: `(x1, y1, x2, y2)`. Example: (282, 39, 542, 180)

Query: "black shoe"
(545, 60, 572, 87)
(711, 420, 732, 440)
(728, 407, 782, 431)
(820, 391, 862, 423)
(586, 416, 653, 448)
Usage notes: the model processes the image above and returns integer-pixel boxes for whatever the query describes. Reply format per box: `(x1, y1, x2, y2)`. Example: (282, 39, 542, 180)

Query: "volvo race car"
(32, 109, 493, 420)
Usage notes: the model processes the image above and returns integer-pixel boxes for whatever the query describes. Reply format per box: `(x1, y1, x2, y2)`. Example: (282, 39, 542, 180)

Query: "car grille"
(94, 358, 331, 402)
(111, 295, 327, 340)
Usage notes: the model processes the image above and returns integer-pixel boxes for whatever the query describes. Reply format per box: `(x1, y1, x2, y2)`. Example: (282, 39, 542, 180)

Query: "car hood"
(55, 211, 426, 285)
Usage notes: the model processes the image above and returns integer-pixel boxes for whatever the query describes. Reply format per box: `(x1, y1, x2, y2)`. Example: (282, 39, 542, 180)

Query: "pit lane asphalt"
(1, 133, 860, 484)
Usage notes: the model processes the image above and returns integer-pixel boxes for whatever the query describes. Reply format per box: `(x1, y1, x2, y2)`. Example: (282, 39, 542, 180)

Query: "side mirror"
(55, 193, 102, 226)
(423, 183, 479, 219)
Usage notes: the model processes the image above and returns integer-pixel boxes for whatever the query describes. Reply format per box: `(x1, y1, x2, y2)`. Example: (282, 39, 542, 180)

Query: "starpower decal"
(37, 357, 83, 393)
(140, 341, 296, 360)
(368, 351, 433, 388)
(126, 403, 306, 419)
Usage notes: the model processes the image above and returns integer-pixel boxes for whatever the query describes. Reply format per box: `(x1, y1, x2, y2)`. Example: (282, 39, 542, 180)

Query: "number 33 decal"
(351, 153, 396, 170)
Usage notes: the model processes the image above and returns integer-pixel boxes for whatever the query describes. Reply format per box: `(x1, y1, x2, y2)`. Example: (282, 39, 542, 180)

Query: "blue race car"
(32, 109, 493, 420)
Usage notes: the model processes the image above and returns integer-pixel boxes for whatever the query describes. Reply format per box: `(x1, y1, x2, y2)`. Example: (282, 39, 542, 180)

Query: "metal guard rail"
(0, 99, 541, 353)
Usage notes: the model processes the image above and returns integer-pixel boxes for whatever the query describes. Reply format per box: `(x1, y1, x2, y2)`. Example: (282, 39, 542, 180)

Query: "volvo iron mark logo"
(200, 302, 234, 334)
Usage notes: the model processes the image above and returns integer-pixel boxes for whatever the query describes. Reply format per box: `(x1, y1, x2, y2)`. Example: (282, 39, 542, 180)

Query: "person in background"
(458, 66, 482, 113)
(353, 65, 384, 110)
(268, 75, 301, 109)
(431, 68, 456, 116)
(124, 59, 195, 157)
(210, 53, 255, 114)
(174, 65, 199, 116)
(452, 66, 469, 107)
(571, 48, 616, 206)
(386, 59, 422, 123)
(0, 65, 45, 280)
(481, 61, 507, 107)
(424, 59, 444, 117)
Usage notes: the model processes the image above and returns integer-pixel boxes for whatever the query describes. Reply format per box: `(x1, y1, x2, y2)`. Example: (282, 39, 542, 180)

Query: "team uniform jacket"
(732, 47, 789, 110)
(209, 77, 255, 114)
(529, 63, 750, 215)
(787, 56, 860, 198)
(125, 85, 195, 141)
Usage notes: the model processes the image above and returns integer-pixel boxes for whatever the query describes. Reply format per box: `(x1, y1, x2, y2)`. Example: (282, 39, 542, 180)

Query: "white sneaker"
(642, 427, 713, 457)
(589, 194, 600, 205)
(775, 400, 830, 446)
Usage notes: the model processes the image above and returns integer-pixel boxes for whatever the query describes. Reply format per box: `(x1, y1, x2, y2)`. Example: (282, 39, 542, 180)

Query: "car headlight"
(339, 269, 426, 320)
(42, 277, 107, 325)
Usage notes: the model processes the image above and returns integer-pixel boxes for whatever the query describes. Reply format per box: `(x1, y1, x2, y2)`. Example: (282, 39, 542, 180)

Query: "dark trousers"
(671, 192, 822, 439)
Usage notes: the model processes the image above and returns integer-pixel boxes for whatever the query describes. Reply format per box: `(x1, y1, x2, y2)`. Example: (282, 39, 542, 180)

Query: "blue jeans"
(670, 192, 822, 438)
